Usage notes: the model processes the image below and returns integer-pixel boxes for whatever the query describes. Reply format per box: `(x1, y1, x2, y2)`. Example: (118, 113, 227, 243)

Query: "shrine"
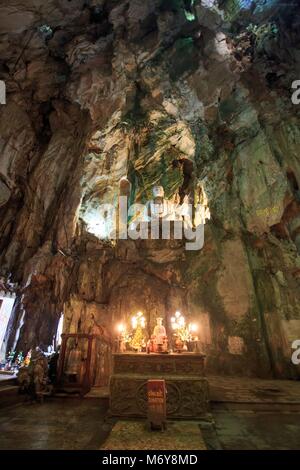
(110, 313, 208, 418)
(110, 352, 209, 419)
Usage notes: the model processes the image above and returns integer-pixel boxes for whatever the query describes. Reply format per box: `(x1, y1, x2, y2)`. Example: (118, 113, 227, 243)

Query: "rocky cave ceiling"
(0, 0, 300, 378)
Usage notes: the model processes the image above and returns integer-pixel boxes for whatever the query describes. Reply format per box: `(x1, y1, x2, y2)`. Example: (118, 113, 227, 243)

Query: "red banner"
(147, 379, 166, 430)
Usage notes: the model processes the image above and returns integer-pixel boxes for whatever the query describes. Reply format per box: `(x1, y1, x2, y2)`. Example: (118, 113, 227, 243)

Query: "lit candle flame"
(116, 323, 125, 334)
(131, 312, 146, 329)
(189, 323, 198, 333)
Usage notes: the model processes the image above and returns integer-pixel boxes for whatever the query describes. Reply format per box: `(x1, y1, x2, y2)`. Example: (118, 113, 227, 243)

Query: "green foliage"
(7, 350, 15, 362)
(120, 108, 147, 130)
(134, 148, 183, 204)
(191, 121, 215, 171)
(184, 0, 195, 21)
(222, 0, 243, 22)
(246, 22, 279, 45)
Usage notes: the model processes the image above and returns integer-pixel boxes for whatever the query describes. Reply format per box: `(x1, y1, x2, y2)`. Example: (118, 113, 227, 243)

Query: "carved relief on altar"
(116, 360, 175, 374)
(109, 376, 209, 418)
(113, 353, 206, 376)
(175, 360, 204, 375)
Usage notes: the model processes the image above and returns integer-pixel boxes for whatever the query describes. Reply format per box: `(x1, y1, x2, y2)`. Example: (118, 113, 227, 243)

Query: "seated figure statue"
(147, 186, 193, 224)
(129, 184, 194, 234)
(147, 186, 176, 221)
(152, 317, 168, 353)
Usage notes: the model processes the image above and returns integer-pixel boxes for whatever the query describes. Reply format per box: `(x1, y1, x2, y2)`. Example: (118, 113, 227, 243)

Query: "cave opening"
(55, 314, 64, 348)
(0, 294, 15, 365)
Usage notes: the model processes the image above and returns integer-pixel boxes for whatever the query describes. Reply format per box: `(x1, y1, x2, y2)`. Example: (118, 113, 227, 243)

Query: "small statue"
(65, 342, 81, 383)
(24, 349, 32, 367)
(17, 366, 31, 393)
(6, 350, 15, 369)
(16, 351, 24, 366)
(29, 348, 49, 399)
(17, 348, 50, 401)
(152, 317, 168, 353)
(147, 186, 175, 221)
(153, 317, 166, 343)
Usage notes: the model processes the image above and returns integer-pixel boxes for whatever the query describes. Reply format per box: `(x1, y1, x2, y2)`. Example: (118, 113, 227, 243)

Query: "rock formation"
(0, 0, 300, 378)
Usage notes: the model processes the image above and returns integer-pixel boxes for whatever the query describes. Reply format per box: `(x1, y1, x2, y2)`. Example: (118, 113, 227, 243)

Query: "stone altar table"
(109, 353, 209, 419)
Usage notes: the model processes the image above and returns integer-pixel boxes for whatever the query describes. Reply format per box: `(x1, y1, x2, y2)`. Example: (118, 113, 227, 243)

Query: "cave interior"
(0, 0, 300, 451)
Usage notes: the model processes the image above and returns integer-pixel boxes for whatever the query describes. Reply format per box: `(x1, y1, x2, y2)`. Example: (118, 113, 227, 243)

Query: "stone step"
(85, 386, 109, 398)
(54, 387, 82, 397)
(100, 420, 207, 450)
(211, 401, 300, 412)
(0, 377, 17, 388)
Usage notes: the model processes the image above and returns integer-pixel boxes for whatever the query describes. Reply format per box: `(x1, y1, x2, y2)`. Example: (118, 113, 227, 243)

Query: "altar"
(109, 352, 209, 419)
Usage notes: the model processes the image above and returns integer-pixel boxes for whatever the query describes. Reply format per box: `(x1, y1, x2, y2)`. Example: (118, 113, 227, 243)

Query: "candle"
(116, 323, 125, 335)
(189, 323, 198, 333)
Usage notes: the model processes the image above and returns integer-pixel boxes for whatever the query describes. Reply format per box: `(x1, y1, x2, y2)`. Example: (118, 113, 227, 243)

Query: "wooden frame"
(57, 333, 100, 396)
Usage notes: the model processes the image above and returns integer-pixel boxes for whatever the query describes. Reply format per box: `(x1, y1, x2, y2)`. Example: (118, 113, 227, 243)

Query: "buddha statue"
(148, 186, 175, 221)
(152, 317, 168, 353)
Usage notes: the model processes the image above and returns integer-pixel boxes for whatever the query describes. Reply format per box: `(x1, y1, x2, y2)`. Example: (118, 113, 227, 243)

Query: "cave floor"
(0, 376, 300, 450)
(209, 409, 300, 450)
(0, 398, 115, 450)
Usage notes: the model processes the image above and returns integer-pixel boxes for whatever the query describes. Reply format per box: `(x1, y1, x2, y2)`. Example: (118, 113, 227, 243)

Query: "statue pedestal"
(109, 352, 209, 419)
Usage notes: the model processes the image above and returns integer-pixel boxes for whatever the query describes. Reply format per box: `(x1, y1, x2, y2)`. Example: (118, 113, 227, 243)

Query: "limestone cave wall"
(0, 0, 300, 378)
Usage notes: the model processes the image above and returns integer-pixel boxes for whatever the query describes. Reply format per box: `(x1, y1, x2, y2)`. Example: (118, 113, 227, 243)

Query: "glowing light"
(171, 313, 199, 343)
(189, 323, 198, 333)
(56, 314, 64, 346)
(184, 0, 196, 21)
(171, 311, 186, 331)
(131, 312, 146, 329)
(82, 205, 116, 240)
(116, 323, 125, 335)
